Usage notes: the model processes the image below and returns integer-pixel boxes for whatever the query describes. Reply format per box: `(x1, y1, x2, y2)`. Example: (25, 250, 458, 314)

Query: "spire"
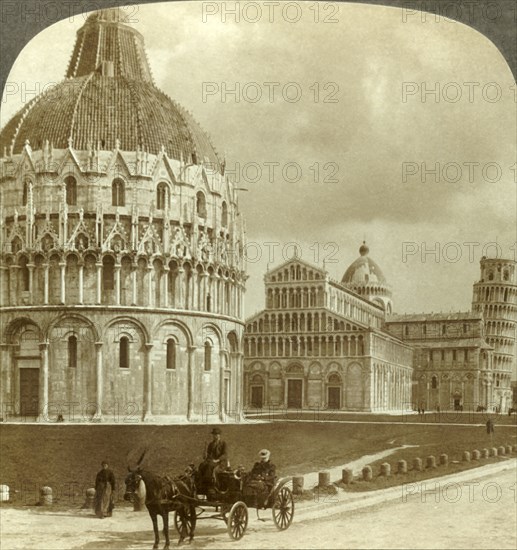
(66, 7, 154, 83)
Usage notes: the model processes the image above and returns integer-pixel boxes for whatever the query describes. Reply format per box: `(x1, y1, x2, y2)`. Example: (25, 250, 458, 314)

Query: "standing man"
(198, 428, 228, 494)
(95, 460, 116, 518)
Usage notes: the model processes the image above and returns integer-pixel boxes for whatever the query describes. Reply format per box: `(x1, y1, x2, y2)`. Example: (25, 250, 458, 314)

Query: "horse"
(124, 466, 197, 549)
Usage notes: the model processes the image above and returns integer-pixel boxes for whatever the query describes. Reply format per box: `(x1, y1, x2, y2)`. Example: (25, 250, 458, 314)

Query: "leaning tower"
(471, 256, 517, 411)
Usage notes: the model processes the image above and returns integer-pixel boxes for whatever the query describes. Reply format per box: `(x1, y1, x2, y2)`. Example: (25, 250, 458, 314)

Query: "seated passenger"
(245, 449, 276, 508)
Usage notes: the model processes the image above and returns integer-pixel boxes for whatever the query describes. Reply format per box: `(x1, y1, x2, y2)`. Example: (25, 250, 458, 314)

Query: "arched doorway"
(285, 364, 304, 409)
(250, 373, 264, 409)
(327, 373, 342, 410)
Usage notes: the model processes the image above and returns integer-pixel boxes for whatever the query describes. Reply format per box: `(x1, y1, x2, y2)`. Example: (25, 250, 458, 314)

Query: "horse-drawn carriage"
(174, 467, 295, 540)
(124, 461, 294, 548)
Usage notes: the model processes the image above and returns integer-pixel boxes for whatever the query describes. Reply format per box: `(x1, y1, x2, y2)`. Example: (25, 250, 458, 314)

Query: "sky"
(1, 0, 516, 320)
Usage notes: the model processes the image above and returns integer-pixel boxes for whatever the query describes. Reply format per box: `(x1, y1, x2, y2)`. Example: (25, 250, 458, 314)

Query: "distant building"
(243, 246, 413, 412)
(244, 246, 516, 413)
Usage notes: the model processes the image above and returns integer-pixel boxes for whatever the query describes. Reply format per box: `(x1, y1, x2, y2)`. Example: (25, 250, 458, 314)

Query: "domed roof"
(341, 242, 387, 285)
(0, 8, 222, 171)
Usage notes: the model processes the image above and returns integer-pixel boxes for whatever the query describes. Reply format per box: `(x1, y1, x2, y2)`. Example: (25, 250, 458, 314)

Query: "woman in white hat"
(248, 449, 277, 507)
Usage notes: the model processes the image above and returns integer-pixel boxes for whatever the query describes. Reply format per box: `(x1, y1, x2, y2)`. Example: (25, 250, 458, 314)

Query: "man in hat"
(198, 428, 228, 494)
(95, 460, 116, 518)
(247, 449, 276, 508)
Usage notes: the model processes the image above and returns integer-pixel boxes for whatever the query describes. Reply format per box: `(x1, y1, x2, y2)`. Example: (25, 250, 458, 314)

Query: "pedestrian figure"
(486, 418, 494, 435)
(95, 460, 116, 518)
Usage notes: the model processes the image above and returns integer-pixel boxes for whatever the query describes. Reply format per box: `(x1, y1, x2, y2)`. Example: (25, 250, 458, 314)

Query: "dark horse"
(124, 467, 197, 548)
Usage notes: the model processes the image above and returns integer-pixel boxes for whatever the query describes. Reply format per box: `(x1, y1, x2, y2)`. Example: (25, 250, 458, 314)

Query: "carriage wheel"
(272, 487, 294, 530)
(227, 501, 248, 540)
(173, 510, 193, 538)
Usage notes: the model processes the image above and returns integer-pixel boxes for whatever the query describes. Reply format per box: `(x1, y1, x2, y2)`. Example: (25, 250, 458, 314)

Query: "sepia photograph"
(0, 0, 516, 548)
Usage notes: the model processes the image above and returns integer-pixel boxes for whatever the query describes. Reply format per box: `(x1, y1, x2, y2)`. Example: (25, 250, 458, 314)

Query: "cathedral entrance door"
(251, 385, 264, 409)
(328, 387, 341, 409)
(287, 379, 302, 408)
(454, 398, 462, 411)
(19, 367, 39, 416)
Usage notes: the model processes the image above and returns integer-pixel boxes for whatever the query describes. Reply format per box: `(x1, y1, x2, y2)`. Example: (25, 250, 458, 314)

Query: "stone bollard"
(498, 446, 505, 456)
(413, 458, 423, 472)
(318, 472, 330, 487)
(426, 456, 436, 469)
(362, 466, 373, 481)
(462, 451, 471, 462)
(506, 445, 513, 455)
(397, 460, 407, 474)
(472, 450, 480, 460)
(481, 449, 489, 459)
(39, 486, 52, 506)
(292, 476, 304, 495)
(380, 463, 391, 477)
(439, 454, 448, 467)
(82, 488, 95, 509)
(0, 485, 9, 502)
(341, 468, 353, 485)
(490, 447, 498, 457)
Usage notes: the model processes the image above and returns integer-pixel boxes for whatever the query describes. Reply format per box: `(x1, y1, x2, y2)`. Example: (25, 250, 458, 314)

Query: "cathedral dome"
(342, 242, 387, 285)
(0, 8, 221, 171)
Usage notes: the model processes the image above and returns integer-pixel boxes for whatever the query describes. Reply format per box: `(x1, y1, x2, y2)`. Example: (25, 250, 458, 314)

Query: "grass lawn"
(1, 419, 515, 507)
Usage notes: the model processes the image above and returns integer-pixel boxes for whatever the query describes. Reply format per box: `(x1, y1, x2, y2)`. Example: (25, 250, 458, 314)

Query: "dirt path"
(1, 459, 515, 549)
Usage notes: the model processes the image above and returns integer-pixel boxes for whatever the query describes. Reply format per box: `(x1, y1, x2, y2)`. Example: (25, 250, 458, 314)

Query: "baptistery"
(0, 8, 246, 422)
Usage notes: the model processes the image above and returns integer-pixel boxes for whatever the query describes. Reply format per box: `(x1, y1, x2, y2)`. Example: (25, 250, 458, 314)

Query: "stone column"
(163, 267, 169, 308)
(37, 342, 49, 422)
(132, 266, 137, 305)
(27, 263, 35, 303)
(96, 262, 102, 304)
(178, 268, 184, 309)
(143, 343, 154, 421)
(201, 273, 208, 311)
(94, 342, 103, 420)
(115, 263, 121, 306)
(219, 351, 225, 421)
(43, 263, 49, 304)
(78, 262, 84, 304)
(59, 261, 66, 304)
(192, 272, 198, 310)
(147, 267, 153, 307)
(187, 346, 196, 420)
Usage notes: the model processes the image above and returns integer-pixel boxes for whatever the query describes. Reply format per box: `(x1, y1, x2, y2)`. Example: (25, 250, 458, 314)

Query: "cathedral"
(0, 9, 246, 421)
(244, 245, 516, 413)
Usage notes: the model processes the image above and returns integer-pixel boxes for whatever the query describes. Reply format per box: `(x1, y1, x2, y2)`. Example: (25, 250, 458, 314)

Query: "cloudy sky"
(2, 1, 515, 318)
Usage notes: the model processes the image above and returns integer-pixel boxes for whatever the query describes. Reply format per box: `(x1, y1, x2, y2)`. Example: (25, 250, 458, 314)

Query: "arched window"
(102, 256, 115, 290)
(404, 325, 409, 336)
(68, 335, 77, 368)
(156, 182, 169, 210)
(196, 191, 207, 218)
(431, 376, 438, 389)
(19, 256, 30, 291)
(120, 336, 129, 368)
(221, 201, 228, 227)
(112, 178, 125, 206)
(204, 340, 212, 371)
(65, 176, 77, 205)
(166, 339, 176, 370)
(488, 271, 494, 281)
(22, 180, 29, 206)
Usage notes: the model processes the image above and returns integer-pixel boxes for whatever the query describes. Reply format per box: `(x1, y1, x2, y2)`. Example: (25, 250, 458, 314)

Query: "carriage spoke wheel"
(272, 487, 294, 530)
(227, 501, 248, 540)
(173, 510, 193, 538)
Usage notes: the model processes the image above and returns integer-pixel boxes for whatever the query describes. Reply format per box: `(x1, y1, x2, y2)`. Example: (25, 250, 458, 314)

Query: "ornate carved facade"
(243, 254, 413, 412)
(0, 9, 246, 421)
